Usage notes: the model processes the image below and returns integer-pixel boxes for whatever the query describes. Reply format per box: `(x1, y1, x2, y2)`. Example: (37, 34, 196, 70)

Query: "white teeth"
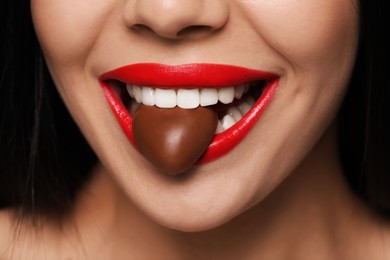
(215, 121, 224, 134)
(234, 84, 244, 99)
(177, 89, 200, 109)
(142, 87, 155, 106)
(218, 87, 235, 104)
(133, 86, 142, 103)
(227, 107, 243, 122)
(126, 84, 134, 98)
(155, 89, 176, 108)
(125, 84, 260, 134)
(215, 101, 257, 134)
(238, 101, 252, 115)
(126, 84, 249, 108)
(200, 88, 218, 106)
(221, 114, 236, 130)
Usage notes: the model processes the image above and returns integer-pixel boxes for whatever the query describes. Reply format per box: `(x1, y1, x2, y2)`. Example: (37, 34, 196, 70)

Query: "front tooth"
(126, 84, 134, 98)
(142, 87, 155, 106)
(155, 89, 176, 108)
(218, 87, 235, 104)
(234, 85, 244, 99)
(177, 89, 200, 109)
(200, 88, 218, 106)
(221, 114, 236, 130)
(227, 107, 243, 122)
(133, 86, 142, 103)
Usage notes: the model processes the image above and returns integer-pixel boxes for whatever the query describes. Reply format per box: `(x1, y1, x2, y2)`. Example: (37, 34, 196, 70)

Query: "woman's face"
(31, 0, 359, 231)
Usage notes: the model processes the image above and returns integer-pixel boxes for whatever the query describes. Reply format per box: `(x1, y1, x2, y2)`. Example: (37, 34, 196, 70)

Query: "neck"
(66, 125, 379, 259)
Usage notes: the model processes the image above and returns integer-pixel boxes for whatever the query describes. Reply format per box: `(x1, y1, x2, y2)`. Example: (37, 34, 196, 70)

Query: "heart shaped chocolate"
(132, 105, 217, 175)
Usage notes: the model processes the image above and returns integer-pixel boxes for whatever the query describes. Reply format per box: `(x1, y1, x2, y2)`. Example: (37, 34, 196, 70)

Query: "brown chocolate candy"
(132, 105, 217, 175)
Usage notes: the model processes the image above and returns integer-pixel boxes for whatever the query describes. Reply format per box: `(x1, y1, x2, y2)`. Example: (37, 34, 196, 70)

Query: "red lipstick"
(100, 63, 279, 164)
(100, 63, 277, 88)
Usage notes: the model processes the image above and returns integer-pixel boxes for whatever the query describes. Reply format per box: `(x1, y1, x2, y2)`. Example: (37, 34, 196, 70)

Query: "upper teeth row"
(126, 84, 250, 109)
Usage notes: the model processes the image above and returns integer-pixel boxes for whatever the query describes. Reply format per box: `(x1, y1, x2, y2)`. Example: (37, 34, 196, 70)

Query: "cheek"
(31, 0, 115, 66)
(241, 0, 359, 70)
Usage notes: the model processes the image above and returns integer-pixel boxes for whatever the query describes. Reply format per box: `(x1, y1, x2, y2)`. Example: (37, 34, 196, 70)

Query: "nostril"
(131, 24, 215, 40)
(177, 25, 213, 37)
(124, 0, 229, 40)
(132, 24, 154, 34)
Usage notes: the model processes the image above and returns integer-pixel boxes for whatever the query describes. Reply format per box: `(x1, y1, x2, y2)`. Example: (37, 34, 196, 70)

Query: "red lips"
(100, 63, 279, 164)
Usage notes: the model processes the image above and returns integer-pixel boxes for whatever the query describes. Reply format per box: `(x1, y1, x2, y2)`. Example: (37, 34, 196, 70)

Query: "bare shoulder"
(0, 209, 59, 259)
(344, 211, 390, 260)
(370, 217, 390, 258)
(364, 218, 390, 260)
(0, 209, 87, 259)
(0, 209, 16, 259)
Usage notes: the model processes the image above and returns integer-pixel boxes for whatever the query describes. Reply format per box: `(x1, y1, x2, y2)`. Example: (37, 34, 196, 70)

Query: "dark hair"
(0, 0, 388, 221)
(0, 0, 96, 221)
(339, 0, 390, 216)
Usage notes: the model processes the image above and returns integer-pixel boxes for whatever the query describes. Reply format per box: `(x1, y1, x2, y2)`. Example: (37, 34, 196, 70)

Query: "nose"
(124, 0, 229, 40)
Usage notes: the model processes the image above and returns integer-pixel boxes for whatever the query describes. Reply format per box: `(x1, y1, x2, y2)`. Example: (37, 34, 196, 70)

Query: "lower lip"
(101, 79, 279, 164)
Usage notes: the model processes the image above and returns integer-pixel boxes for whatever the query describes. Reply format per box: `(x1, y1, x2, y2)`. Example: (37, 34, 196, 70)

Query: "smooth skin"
(2, 0, 390, 259)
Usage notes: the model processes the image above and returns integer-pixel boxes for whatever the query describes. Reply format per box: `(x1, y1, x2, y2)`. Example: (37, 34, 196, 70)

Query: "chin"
(145, 202, 244, 232)
(119, 167, 258, 233)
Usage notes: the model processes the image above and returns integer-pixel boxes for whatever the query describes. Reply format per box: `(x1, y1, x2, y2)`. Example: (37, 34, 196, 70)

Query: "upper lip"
(99, 63, 279, 88)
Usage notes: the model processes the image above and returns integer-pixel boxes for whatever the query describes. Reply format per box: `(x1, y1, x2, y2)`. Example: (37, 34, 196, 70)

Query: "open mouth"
(100, 63, 279, 167)
(115, 81, 265, 134)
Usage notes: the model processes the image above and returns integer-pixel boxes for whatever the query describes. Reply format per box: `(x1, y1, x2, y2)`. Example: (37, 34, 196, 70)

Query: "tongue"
(132, 105, 218, 175)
